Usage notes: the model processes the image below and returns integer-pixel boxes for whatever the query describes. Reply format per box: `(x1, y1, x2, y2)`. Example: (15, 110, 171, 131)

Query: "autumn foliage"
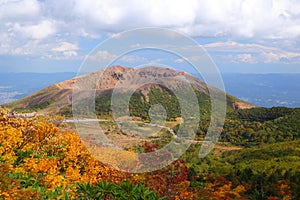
(1, 106, 299, 199)
(0, 108, 196, 199)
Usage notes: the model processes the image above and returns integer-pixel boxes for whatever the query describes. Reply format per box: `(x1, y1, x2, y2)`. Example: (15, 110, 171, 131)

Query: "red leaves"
(143, 142, 160, 153)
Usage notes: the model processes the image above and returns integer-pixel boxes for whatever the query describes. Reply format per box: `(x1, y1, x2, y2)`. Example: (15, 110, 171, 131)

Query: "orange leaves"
(0, 163, 40, 200)
(0, 107, 188, 199)
(0, 126, 23, 164)
(20, 118, 59, 151)
(0, 107, 10, 126)
(213, 183, 246, 199)
(65, 166, 81, 184)
(42, 174, 66, 189)
(206, 176, 247, 200)
(22, 157, 59, 175)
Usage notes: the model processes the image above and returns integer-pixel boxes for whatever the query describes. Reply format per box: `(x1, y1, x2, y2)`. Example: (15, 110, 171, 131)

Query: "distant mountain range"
(0, 71, 299, 108)
(221, 73, 300, 108)
(0, 72, 74, 104)
(3, 66, 252, 116)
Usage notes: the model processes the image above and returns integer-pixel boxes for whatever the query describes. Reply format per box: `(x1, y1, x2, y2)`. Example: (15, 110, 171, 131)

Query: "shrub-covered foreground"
(0, 108, 197, 199)
(1, 107, 300, 199)
(76, 180, 163, 199)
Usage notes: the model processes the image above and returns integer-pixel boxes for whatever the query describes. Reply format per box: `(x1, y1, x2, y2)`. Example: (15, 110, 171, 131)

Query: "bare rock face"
(232, 102, 256, 110)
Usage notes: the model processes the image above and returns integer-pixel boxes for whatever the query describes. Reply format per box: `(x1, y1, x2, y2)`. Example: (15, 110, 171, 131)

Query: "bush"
(76, 180, 164, 200)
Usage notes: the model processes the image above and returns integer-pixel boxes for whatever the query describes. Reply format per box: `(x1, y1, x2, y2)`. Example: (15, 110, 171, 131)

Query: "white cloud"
(204, 41, 279, 53)
(205, 41, 300, 64)
(63, 51, 77, 57)
(260, 51, 300, 64)
(67, 0, 198, 32)
(89, 50, 148, 65)
(43, 0, 300, 39)
(0, 36, 79, 60)
(175, 58, 185, 63)
(234, 54, 257, 64)
(175, 56, 201, 63)
(0, 0, 57, 57)
(1, 0, 300, 63)
(0, 0, 41, 21)
(89, 50, 117, 62)
(52, 42, 78, 52)
(185, 0, 300, 38)
(51, 42, 79, 58)
(12, 20, 56, 40)
(119, 55, 147, 63)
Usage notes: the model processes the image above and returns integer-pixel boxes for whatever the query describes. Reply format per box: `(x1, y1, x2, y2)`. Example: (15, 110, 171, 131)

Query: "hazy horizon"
(1, 71, 299, 108)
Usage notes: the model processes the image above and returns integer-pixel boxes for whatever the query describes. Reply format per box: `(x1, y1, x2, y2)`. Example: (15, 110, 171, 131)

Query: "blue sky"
(0, 0, 300, 73)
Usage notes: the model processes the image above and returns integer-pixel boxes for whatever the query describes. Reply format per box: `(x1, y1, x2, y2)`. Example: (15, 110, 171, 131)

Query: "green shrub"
(76, 180, 164, 200)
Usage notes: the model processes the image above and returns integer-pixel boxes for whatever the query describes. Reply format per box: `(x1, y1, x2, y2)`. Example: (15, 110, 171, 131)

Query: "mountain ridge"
(5, 66, 255, 116)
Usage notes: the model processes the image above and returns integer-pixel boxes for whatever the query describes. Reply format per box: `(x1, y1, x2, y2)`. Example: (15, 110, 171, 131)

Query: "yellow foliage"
(89, 145, 140, 172)
(0, 126, 23, 164)
(213, 182, 246, 199)
(0, 108, 143, 198)
(22, 157, 59, 175)
(65, 166, 81, 184)
(42, 174, 66, 189)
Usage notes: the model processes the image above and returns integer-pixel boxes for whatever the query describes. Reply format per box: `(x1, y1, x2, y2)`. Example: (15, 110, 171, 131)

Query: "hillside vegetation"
(1, 105, 300, 199)
(5, 66, 253, 115)
(220, 107, 300, 146)
(2, 66, 300, 199)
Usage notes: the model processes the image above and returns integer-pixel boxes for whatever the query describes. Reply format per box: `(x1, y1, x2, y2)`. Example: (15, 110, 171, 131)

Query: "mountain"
(5, 66, 254, 117)
(221, 73, 300, 108)
(0, 72, 75, 104)
(2, 73, 299, 107)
